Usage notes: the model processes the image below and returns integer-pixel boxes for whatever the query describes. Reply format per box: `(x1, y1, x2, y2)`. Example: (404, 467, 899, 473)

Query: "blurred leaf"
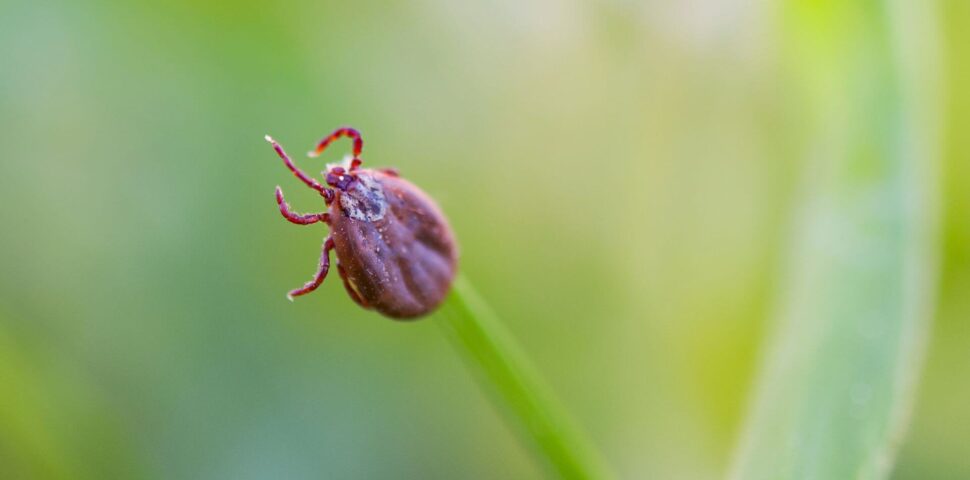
(728, 1, 942, 479)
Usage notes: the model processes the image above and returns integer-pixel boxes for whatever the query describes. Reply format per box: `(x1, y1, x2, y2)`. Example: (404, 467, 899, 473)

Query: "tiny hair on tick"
(265, 127, 458, 320)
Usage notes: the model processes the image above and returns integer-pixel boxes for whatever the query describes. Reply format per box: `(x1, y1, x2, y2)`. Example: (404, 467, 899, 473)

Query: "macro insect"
(265, 127, 458, 320)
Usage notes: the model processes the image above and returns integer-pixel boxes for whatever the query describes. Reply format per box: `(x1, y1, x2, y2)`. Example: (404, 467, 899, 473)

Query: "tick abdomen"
(331, 170, 458, 319)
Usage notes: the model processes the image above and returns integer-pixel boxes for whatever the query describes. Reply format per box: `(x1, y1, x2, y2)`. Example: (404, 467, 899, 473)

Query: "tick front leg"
(287, 236, 335, 300)
(265, 135, 329, 195)
(307, 127, 364, 171)
(276, 186, 330, 225)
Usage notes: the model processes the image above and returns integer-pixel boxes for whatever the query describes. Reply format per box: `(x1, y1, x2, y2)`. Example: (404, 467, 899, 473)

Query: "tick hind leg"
(337, 262, 370, 308)
(288, 237, 335, 300)
(276, 186, 329, 225)
(307, 127, 364, 171)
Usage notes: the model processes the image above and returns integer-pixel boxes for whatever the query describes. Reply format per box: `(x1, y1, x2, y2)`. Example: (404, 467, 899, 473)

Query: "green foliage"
(728, 2, 942, 478)
(0, 0, 965, 478)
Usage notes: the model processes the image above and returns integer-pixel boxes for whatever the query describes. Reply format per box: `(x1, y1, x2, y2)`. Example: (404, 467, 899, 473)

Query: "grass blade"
(729, 1, 942, 479)
(437, 274, 612, 480)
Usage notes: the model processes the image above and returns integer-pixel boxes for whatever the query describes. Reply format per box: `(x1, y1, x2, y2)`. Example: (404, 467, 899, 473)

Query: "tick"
(265, 127, 458, 320)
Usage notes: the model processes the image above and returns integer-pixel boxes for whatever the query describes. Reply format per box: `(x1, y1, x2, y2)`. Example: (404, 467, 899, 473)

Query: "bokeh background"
(0, 0, 966, 478)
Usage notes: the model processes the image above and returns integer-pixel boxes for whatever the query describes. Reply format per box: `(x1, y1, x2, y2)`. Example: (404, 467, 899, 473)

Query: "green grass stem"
(437, 274, 612, 480)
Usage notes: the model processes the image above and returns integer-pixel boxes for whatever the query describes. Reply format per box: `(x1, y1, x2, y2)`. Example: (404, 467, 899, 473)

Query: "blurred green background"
(0, 0, 966, 478)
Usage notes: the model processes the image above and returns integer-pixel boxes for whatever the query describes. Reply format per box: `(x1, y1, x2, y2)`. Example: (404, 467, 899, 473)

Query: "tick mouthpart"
(325, 167, 358, 191)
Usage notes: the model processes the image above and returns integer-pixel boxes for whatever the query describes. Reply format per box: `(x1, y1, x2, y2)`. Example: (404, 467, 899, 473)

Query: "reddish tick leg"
(275, 186, 330, 225)
(307, 127, 363, 171)
(337, 262, 369, 308)
(288, 236, 335, 301)
(265, 135, 328, 195)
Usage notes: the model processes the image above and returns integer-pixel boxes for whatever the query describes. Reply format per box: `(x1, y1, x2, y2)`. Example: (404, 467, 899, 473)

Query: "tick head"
(324, 164, 358, 191)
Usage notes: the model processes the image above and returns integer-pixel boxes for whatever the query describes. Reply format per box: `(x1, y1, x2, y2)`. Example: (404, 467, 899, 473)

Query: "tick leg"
(265, 135, 330, 195)
(337, 262, 370, 308)
(276, 186, 329, 225)
(288, 236, 335, 300)
(307, 127, 363, 171)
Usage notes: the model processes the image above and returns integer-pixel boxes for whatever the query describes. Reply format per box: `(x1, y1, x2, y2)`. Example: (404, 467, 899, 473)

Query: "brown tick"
(265, 127, 458, 320)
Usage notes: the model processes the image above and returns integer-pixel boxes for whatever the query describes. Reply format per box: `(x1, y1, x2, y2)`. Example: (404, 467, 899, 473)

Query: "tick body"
(266, 128, 457, 320)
